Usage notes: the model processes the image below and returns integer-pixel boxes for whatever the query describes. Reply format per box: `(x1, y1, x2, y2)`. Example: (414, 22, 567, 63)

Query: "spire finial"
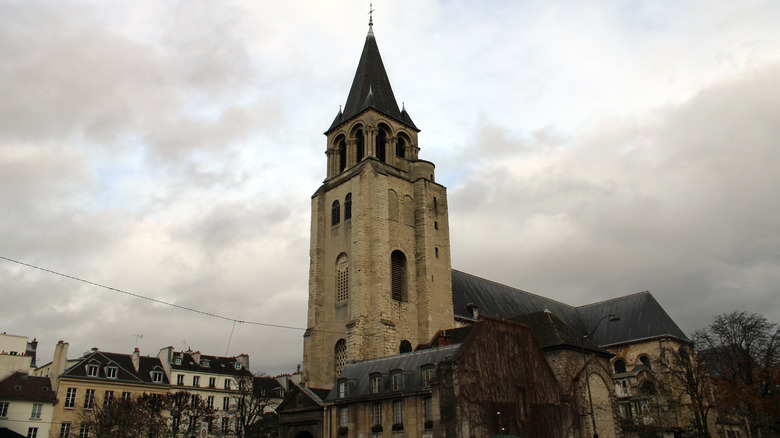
(368, 2, 374, 26)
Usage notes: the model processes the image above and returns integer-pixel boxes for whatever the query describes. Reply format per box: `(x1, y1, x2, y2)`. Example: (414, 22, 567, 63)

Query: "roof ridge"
(452, 269, 576, 310)
(576, 290, 650, 309)
(345, 344, 460, 366)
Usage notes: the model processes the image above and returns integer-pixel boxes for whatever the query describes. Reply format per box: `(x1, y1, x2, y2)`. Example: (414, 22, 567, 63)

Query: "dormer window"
(338, 380, 348, 399)
(152, 371, 164, 383)
(422, 366, 434, 387)
(174, 358, 182, 365)
(87, 364, 99, 377)
(391, 371, 402, 391)
(200, 359, 210, 367)
(233, 362, 241, 370)
(370, 374, 381, 394)
(105, 366, 118, 379)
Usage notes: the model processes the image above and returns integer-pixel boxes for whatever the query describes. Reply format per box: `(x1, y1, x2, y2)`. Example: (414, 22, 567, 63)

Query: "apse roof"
(326, 24, 418, 134)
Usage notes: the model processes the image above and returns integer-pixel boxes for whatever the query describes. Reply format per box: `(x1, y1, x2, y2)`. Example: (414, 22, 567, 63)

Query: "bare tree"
(698, 311, 780, 436)
(78, 393, 167, 438)
(164, 391, 216, 437)
(228, 374, 279, 438)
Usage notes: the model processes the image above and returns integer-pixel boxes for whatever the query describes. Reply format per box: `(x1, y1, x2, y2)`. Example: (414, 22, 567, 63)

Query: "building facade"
(0, 372, 56, 438)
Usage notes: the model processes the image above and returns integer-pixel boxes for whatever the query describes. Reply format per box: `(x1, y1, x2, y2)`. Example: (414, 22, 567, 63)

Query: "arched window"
(391, 250, 407, 302)
(335, 340, 347, 376)
(344, 193, 352, 221)
(376, 127, 387, 163)
(355, 129, 364, 162)
(399, 340, 412, 354)
(336, 254, 349, 303)
(331, 200, 340, 226)
(396, 137, 405, 158)
(338, 139, 347, 172)
(639, 355, 652, 370)
(613, 359, 626, 374)
(639, 380, 656, 396)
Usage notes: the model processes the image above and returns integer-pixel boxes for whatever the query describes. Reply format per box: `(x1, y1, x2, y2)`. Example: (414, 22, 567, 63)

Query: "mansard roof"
(61, 349, 169, 385)
(169, 352, 252, 377)
(0, 372, 56, 402)
(326, 25, 418, 134)
(451, 270, 688, 347)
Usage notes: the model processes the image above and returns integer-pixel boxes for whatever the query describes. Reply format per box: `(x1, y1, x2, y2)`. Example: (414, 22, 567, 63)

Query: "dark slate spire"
(327, 24, 418, 133)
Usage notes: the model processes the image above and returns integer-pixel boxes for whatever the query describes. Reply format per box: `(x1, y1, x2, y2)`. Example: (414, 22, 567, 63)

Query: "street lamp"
(582, 313, 620, 438)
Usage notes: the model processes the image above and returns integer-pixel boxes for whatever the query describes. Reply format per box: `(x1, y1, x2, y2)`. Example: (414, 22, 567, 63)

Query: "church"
(278, 18, 691, 438)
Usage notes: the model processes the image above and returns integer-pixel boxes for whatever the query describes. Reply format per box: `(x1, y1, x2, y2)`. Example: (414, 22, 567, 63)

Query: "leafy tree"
(698, 311, 780, 436)
(78, 393, 167, 438)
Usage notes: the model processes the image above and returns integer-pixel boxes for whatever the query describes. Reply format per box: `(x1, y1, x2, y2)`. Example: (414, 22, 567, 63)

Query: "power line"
(0, 256, 434, 342)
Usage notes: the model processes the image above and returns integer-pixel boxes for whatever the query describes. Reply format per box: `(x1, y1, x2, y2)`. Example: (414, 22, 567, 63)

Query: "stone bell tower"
(301, 21, 454, 389)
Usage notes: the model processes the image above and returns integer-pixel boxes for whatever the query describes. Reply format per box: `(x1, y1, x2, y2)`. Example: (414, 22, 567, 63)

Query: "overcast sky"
(2, 0, 780, 375)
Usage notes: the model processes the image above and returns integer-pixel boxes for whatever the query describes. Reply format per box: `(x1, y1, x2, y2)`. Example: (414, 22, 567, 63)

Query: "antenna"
(134, 334, 143, 348)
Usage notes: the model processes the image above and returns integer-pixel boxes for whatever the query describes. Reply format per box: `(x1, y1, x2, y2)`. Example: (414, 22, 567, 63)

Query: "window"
(192, 376, 200, 387)
(30, 403, 42, 419)
(372, 402, 382, 426)
(65, 388, 77, 408)
(396, 137, 405, 158)
(613, 359, 626, 374)
(84, 389, 95, 409)
(59, 422, 71, 438)
(391, 372, 402, 391)
(86, 364, 99, 377)
(336, 254, 349, 303)
(393, 400, 403, 425)
(0, 402, 8, 418)
(78, 424, 89, 438)
(122, 392, 131, 401)
(423, 397, 433, 422)
(338, 139, 347, 172)
(209, 377, 216, 388)
(223, 397, 230, 410)
(340, 406, 349, 426)
(177, 374, 184, 385)
(391, 251, 406, 302)
(224, 379, 231, 390)
(376, 127, 387, 163)
(191, 394, 200, 406)
(371, 374, 381, 394)
(221, 417, 229, 434)
(355, 129, 365, 162)
(399, 340, 412, 354)
(335, 339, 347, 376)
(331, 200, 340, 225)
(435, 247, 439, 258)
(422, 367, 434, 387)
(27, 427, 38, 438)
(201, 359, 210, 367)
(174, 357, 182, 365)
(105, 367, 117, 379)
(206, 396, 214, 409)
(344, 193, 352, 220)
(152, 371, 163, 383)
(233, 362, 241, 370)
(338, 380, 347, 399)
(103, 391, 113, 406)
(639, 355, 652, 370)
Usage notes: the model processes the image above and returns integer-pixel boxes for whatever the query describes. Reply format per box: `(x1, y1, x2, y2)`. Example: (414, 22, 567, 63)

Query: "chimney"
(191, 351, 201, 365)
(157, 346, 173, 376)
(132, 348, 140, 372)
(236, 353, 250, 370)
(51, 341, 69, 392)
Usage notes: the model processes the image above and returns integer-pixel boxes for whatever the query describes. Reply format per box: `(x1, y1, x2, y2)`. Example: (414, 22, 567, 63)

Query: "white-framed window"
(121, 392, 131, 401)
(0, 401, 9, 417)
(105, 367, 117, 379)
(209, 377, 216, 388)
(223, 397, 230, 410)
(393, 400, 403, 425)
(192, 376, 200, 387)
(152, 371, 163, 383)
(86, 364, 99, 377)
(65, 388, 77, 408)
(372, 402, 382, 426)
(84, 389, 95, 409)
(27, 427, 38, 438)
(103, 391, 113, 406)
(233, 362, 241, 370)
(338, 380, 347, 398)
(59, 422, 71, 438)
(224, 379, 231, 390)
(78, 424, 89, 438)
(174, 357, 182, 365)
(177, 374, 184, 385)
(371, 375, 381, 394)
(422, 367, 434, 387)
(31, 403, 43, 419)
(391, 372, 401, 391)
(200, 359, 210, 367)
(206, 396, 214, 409)
(340, 406, 349, 426)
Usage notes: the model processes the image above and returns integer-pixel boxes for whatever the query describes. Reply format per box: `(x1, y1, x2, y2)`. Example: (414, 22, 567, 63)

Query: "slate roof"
(0, 428, 25, 438)
(61, 350, 169, 385)
(169, 352, 252, 377)
(325, 345, 460, 401)
(510, 311, 611, 356)
(326, 24, 418, 134)
(0, 372, 56, 402)
(451, 270, 688, 347)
